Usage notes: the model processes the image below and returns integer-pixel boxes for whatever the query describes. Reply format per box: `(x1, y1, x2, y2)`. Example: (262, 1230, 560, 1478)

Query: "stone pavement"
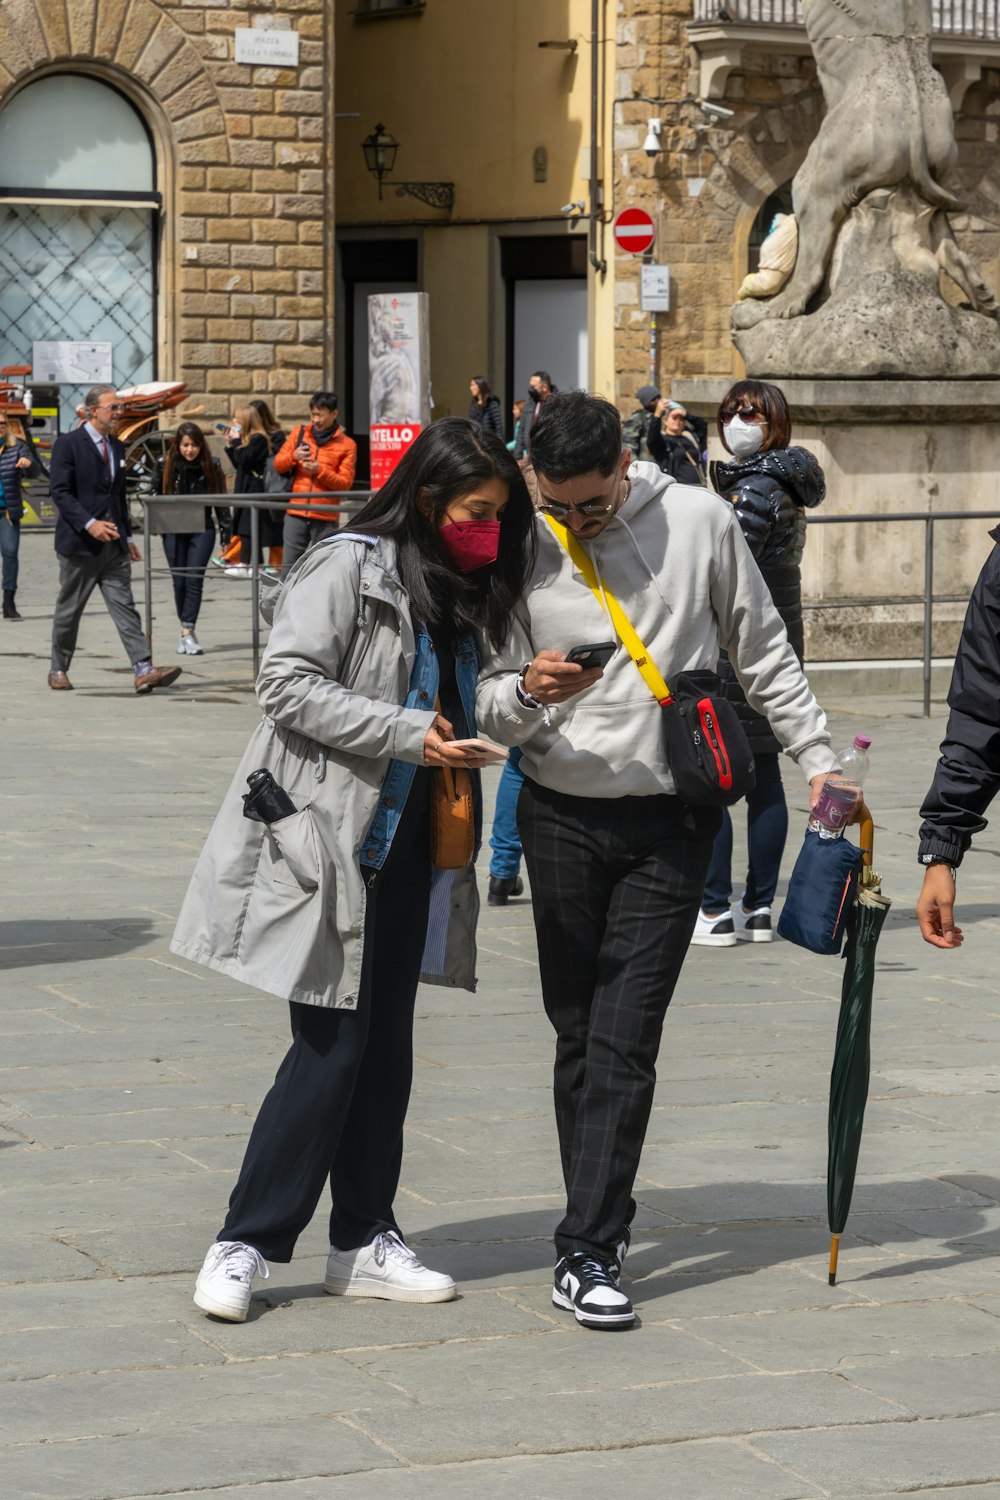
(3, 535, 1000, 1500)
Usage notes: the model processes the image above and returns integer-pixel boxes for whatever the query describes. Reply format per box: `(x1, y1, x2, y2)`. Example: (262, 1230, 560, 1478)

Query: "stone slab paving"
(3, 536, 1000, 1498)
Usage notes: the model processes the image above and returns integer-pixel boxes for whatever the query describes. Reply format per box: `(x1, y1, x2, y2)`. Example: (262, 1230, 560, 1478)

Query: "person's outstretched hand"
(916, 864, 964, 948)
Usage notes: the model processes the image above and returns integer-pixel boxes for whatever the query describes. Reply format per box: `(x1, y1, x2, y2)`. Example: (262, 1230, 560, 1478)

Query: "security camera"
(642, 118, 662, 157)
(560, 200, 585, 215)
(697, 98, 735, 120)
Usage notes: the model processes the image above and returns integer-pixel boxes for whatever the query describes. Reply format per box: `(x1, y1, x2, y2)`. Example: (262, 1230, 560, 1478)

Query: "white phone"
(447, 737, 510, 765)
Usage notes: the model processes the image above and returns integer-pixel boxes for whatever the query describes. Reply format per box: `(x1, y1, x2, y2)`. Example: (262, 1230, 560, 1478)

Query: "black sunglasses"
(721, 404, 759, 422)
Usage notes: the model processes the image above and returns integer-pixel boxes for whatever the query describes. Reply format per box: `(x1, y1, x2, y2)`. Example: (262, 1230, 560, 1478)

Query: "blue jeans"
(1, 512, 20, 592)
(489, 746, 524, 878)
(701, 751, 788, 912)
(162, 529, 216, 628)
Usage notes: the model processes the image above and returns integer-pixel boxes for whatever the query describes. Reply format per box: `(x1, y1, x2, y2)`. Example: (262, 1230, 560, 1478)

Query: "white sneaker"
(181, 630, 204, 655)
(733, 902, 774, 942)
(223, 566, 251, 579)
(176, 635, 187, 655)
(690, 909, 737, 947)
(324, 1230, 456, 1303)
(193, 1240, 268, 1322)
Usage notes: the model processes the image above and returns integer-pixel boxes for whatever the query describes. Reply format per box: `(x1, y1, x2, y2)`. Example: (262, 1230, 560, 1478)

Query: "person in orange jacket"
(274, 392, 358, 576)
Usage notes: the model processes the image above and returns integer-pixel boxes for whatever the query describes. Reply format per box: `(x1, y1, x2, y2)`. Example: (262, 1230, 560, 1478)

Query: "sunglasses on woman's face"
(721, 405, 759, 423)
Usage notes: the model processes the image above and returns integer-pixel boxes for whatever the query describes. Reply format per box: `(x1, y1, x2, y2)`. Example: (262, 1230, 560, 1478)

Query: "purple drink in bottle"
(810, 735, 871, 837)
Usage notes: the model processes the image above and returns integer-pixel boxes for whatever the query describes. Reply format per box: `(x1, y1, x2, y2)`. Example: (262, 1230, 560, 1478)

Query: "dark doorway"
(501, 236, 587, 433)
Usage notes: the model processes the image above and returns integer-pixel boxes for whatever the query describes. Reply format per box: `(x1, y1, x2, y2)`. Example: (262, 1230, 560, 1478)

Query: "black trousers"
(219, 774, 431, 1262)
(518, 778, 720, 1262)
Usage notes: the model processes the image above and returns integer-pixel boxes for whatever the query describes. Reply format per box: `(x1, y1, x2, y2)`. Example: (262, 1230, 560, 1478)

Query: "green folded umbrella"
(827, 813, 892, 1285)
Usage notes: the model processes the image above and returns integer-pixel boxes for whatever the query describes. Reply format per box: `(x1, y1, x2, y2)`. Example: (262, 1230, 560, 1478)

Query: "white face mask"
(725, 415, 766, 458)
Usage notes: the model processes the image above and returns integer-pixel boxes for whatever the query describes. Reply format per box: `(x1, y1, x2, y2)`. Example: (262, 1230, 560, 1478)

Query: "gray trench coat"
(170, 536, 479, 1008)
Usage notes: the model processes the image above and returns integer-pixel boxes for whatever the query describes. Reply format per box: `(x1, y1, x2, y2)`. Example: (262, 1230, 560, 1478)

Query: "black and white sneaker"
(733, 902, 773, 943)
(612, 1222, 631, 1284)
(553, 1253, 635, 1329)
(690, 909, 737, 947)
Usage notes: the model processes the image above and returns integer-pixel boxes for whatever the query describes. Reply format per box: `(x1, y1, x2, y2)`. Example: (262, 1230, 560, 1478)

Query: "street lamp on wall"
(361, 122, 455, 212)
(361, 122, 399, 197)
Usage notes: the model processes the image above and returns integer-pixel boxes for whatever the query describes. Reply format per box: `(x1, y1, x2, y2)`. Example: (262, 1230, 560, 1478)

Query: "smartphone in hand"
(447, 738, 510, 765)
(565, 641, 616, 670)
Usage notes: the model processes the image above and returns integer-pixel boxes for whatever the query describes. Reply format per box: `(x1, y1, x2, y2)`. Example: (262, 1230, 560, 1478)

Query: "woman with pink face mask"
(176, 419, 536, 1323)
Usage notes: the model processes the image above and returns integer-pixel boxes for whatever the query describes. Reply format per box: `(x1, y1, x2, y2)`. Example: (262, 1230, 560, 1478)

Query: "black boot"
(2, 590, 21, 621)
(488, 874, 524, 906)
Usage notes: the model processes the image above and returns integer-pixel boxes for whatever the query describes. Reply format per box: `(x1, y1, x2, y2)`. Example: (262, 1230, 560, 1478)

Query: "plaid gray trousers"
(518, 778, 721, 1262)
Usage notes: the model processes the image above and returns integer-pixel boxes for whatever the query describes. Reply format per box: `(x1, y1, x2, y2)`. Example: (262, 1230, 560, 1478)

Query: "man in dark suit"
(48, 385, 180, 693)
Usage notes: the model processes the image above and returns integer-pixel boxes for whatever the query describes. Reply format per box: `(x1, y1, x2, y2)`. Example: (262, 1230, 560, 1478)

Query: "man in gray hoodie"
(476, 391, 837, 1331)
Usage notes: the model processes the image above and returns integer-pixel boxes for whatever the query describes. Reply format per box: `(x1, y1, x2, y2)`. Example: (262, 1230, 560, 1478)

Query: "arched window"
(747, 181, 794, 274)
(0, 74, 159, 429)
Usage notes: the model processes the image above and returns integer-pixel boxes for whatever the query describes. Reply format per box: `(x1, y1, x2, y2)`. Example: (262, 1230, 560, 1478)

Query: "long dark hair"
(250, 398, 282, 434)
(471, 376, 492, 404)
(162, 421, 224, 495)
(352, 418, 536, 650)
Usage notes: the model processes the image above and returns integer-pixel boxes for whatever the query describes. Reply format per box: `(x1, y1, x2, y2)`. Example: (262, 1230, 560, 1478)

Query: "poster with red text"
(369, 423, 422, 488)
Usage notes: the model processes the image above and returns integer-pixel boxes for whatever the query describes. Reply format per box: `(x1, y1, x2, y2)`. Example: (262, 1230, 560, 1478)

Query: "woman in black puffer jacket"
(468, 377, 504, 439)
(692, 380, 826, 948)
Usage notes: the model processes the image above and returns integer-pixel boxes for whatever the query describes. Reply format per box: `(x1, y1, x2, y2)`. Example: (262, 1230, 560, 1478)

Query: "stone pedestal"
(670, 378, 1000, 662)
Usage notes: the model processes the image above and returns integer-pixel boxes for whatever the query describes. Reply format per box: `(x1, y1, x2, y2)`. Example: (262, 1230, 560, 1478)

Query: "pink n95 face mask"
(438, 520, 501, 572)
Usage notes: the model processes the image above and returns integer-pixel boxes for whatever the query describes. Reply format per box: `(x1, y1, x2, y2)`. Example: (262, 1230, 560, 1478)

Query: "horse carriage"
(0, 364, 33, 425)
(113, 380, 199, 501)
(0, 369, 199, 505)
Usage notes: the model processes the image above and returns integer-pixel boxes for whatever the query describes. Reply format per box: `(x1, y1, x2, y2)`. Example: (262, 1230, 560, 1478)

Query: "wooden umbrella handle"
(858, 804, 874, 868)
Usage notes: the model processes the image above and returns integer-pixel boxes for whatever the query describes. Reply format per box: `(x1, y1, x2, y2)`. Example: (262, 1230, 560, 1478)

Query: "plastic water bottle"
(809, 735, 871, 839)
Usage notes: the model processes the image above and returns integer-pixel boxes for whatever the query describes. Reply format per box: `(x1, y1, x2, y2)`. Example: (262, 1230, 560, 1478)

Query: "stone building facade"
(609, 2, 1000, 663)
(0, 0, 333, 433)
(610, 3, 1000, 407)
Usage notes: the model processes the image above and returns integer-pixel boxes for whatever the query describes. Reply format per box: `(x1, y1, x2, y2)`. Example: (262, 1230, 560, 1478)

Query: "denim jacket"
(362, 624, 482, 870)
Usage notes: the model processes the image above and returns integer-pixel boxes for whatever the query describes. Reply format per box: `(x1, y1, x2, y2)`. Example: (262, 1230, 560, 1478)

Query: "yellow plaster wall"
(335, 1, 590, 225)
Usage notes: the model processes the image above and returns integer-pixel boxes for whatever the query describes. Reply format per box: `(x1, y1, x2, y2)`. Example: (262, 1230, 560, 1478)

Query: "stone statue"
(732, 0, 1000, 377)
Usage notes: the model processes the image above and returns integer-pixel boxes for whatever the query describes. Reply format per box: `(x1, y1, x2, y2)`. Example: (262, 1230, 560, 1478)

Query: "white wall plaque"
(640, 264, 671, 313)
(32, 340, 113, 384)
(234, 28, 300, 67)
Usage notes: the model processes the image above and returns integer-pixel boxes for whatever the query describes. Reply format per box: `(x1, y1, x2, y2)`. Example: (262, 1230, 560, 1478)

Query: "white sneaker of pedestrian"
(733, 902, 774, 942)
(223, 565, 251, 579)
(324, 1229, 456, 1303)
(193, 1240, 268, 1322)
(176, 635, 187, 655)
(690, 908, 737, 947)
(182, 630, 204, 655)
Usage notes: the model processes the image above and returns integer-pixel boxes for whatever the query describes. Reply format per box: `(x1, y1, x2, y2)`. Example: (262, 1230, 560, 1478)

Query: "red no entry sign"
(613, 207, 656, 256)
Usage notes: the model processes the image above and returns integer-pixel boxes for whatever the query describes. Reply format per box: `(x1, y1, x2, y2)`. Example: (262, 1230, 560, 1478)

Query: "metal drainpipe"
(589, 0, 606, 276)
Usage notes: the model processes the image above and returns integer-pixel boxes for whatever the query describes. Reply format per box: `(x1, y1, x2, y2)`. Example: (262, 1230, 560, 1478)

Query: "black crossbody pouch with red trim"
(659, 670, 756, 808)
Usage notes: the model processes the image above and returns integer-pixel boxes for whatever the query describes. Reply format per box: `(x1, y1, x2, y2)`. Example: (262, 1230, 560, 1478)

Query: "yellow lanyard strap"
(542, 513, 672, 704)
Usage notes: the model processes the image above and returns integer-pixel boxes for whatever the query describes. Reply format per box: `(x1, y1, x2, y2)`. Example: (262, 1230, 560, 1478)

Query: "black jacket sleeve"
(918, 539, 1000, 866)
(646, 414, 667, 468)
(49, 434, 94, 536)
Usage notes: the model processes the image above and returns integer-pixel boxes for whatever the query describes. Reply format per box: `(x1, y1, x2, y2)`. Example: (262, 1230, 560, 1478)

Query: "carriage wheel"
(124, 428, 171, 525)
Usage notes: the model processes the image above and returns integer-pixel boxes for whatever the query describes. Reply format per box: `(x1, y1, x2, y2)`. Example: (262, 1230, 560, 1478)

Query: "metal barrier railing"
(137, 496, 1000, 716)
(691, 0, 1000, 34)
(138, 491, 372, 676)
(806, 509, 1000, 717)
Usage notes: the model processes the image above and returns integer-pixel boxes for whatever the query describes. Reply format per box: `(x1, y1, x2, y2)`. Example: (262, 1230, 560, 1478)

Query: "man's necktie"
(100, 437, 110, 470)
